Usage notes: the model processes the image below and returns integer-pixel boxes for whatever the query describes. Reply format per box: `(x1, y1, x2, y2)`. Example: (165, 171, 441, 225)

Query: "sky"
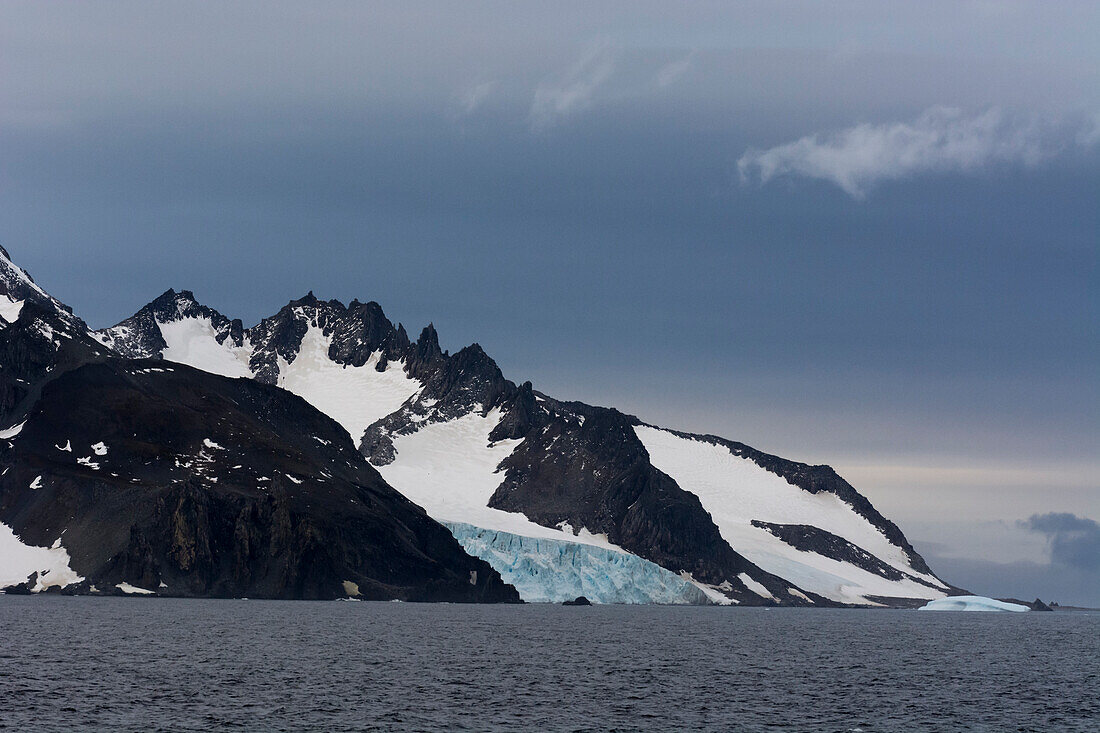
(1, 2, 1097, 604)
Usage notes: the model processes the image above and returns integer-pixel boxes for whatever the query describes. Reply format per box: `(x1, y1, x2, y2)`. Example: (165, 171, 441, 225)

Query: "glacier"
(445, 522, 711, 605)
(918, 596, 1030, 612)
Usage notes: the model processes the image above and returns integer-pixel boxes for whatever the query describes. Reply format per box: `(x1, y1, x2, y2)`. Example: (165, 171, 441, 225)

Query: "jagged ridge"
(83, 283, 954, 606)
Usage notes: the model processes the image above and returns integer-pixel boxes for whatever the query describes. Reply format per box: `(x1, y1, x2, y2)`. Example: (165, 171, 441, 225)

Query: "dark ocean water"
(0, 597, 1096, 732)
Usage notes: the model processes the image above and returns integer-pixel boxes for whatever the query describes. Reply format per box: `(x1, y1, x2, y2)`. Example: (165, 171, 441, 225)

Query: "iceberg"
(918, 595, 1030, 612)
(445, 522, 712, 605)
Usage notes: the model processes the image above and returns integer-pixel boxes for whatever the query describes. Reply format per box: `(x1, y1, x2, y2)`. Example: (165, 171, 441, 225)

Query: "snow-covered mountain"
(0, 251, 519, 602)
(85, 283, 959, 606)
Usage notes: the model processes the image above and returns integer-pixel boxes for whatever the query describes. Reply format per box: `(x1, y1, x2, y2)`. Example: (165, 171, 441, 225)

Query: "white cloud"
(529, 40, 617, 131)
(738, 106, 1098, 199)
(454, 81, 498, 117)
(655, 53, 693, 88)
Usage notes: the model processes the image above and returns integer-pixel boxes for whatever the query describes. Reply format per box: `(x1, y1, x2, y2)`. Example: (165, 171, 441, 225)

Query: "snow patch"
(55, 440, 72, 452)
(0, 295, 25, 324)
(678, 572, 737, 605)
(203, 438, 224, 450)
(788, 587, 813, 603)
(29, 476, 43, 490)
(0, 421, 25, 439)
(115, 582, 155, 595)
(91, 441, 108, 456)
(738, 572, 776, 601)
(0, 524, 83, 591)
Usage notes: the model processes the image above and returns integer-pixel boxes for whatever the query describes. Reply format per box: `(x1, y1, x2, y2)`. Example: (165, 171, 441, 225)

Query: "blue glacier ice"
(445, 522, 712, 605)
(918, 595, 1030, 612)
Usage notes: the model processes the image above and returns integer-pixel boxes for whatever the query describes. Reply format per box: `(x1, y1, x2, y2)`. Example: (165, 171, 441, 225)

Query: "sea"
(1, 597, 1096, 732)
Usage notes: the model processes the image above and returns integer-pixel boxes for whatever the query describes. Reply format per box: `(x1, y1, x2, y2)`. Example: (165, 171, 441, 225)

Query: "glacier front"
(445, 522, 712, 605)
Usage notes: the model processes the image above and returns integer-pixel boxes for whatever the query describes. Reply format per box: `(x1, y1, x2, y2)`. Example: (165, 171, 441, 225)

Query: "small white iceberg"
(918, 595, 1029, 612)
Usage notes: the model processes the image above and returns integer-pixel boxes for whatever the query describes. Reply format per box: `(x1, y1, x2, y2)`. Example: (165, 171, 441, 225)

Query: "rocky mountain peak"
(0, 245, 80, 324)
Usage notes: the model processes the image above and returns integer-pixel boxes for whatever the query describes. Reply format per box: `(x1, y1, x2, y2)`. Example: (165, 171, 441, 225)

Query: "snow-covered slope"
(159, 317, 252, 378)
(275, 324, 419, 443)
(0, 246, 81, 329)
(635, 425, 949, 605)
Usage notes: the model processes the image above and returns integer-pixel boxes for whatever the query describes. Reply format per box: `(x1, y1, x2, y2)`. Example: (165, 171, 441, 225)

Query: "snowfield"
(159, 317, 252, 378)
(276, 326, 420, 443)
(635, 425, 949, 606)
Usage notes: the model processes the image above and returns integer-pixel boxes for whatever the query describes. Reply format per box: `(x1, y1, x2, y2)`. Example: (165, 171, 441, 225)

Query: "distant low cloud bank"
(1022, 512, 1100, 571)
(738, 107, 1100, 199)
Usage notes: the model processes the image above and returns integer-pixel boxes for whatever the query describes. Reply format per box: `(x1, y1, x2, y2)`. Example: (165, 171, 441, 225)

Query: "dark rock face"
(0, 359, 520, 602)
(0, 302, 112, 428)
(488, 400, 817, 605)
(0, 245, 83, 325)
(362, 339, 520, 466)
(749, 521, 945, 592)
(999, 598, 1054, 612)
(562, 596, 592, 606)
(0, 250, 112, 426)
(95, 288, 245, 360)
(751, 521, 910, 580)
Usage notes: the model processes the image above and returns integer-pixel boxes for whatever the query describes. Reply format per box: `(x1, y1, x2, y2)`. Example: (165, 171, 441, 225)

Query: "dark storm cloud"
(916, 554, 1100, 608)
(1023, 513, 1100, 571)
(915, 514, 1100, 607)
(0, 0, 1098, 583)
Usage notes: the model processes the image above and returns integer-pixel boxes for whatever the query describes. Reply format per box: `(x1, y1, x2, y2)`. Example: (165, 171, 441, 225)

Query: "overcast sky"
(2, 1, 1097, 604)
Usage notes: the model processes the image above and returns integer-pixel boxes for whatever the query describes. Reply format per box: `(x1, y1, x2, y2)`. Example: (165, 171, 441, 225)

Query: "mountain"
(85, 283, 960, 606)
(0, 250, 519, 602)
